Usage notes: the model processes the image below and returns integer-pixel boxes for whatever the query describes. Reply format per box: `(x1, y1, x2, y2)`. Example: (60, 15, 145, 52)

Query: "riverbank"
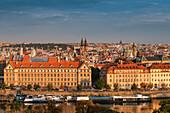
(0, 89, 170, 99)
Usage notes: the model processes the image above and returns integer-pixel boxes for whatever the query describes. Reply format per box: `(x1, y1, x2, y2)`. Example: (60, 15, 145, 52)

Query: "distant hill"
(2, 43, 73, 51)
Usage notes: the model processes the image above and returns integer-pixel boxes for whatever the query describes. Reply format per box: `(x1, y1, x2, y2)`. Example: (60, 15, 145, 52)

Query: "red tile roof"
(150, 64, 170, 69)
(9, 55, 83, 68)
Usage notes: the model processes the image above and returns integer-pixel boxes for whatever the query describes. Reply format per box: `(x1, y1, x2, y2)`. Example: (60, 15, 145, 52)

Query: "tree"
(114, 83, 119, 91)
(140, 82, 147, 88)
(10, 83, 14, 90)
(27, 84, 32, 90)
(153, 100, 170, 113)
(21, 85, 26, 90)
(34, 84, 40, 90)
(47, 83, 54, 90)
(77, 84, 83, 91)
(147, 83, 153, 89)
(95, 78, 105, 89)
(161, 83, 167, 89)
(131, 83, 137, 90)
(91, 67, 100, 85)
(1, 82, 6, 89)
(105, 84, 111, 90)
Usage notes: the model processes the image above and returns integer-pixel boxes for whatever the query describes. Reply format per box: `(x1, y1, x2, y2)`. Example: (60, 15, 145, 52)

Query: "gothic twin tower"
(80, 38, 88, 56)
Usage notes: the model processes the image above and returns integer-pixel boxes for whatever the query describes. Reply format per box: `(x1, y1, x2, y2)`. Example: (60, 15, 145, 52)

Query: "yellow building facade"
(4, 56, 91, 88)
(101, 63, 170, 89)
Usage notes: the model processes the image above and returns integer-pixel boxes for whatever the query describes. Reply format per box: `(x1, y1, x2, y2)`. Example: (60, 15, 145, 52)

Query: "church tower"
(80, 38, 88, 56)
(80, 38, 84, 55)
(84, 38, 88, 55)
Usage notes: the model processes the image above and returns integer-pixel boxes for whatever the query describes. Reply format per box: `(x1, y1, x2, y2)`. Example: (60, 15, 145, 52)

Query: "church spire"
(84, 38, 87, 47)
(81, 38, 83, 46)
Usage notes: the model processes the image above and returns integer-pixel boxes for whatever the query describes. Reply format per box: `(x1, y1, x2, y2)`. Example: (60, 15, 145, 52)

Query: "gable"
(5, 63, 14, 69)
(79, 63, 89, 69)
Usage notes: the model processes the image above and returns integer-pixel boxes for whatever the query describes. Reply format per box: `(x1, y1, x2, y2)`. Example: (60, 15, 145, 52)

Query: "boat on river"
(23, 95, 63, 103)
(90, 94, 151, 104)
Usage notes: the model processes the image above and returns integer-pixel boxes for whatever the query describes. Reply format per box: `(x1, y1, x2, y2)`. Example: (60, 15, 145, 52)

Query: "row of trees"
(153, 100, 170, 113)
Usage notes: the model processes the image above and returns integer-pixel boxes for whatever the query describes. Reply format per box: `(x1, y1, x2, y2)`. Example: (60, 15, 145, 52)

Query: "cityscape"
(0, 0, 170, 113)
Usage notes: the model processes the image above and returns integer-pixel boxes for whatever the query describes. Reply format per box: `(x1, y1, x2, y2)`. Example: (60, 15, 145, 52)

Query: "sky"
(0, 0, 170, 44)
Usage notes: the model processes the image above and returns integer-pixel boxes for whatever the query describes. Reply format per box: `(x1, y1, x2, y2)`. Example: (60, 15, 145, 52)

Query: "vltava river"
(0, 99, 168, 113)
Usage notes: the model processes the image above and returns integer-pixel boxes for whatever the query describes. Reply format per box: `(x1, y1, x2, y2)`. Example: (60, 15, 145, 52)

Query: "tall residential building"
(150, 64, 170, 88)
(104, 64, 150, 89)
(100, 62, 170, 89)
(4, 56, 91, 88)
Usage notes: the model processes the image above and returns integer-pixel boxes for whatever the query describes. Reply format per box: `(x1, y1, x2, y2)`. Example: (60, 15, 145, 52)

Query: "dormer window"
(40, 64, 44, 67)
(50, 64, 53, 67)
(60, 64, 63, 67)
(20, 65, 24, 67)
(30, 64, 34, 67)
(70, 64, 73, 67)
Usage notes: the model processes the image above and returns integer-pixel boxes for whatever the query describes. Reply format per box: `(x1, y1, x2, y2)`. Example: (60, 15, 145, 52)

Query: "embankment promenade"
(0, 89, 170, 99)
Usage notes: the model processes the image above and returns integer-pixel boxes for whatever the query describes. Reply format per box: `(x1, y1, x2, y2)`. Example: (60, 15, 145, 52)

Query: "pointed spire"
(84, 38, 87, 47)
(81, 38, 83, 46)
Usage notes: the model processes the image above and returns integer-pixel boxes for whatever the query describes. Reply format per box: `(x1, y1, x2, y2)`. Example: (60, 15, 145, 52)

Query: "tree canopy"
(1, 82, 6, 89)
(95, 78, 105, 89)
(47, 83, 54, 90)
(131, 83, 137, 90)
(27, 84, 32, 90)
(77, 84, 83, 91)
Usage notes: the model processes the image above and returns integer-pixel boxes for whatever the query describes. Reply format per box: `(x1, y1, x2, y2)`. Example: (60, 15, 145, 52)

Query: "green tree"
(34, 84, 40, 90)
(47, 83, 54, 90)
(10, 83, 14, 90)
(140, 82, 147, 88)
(91, 67, 100, 84)
(95, 78, 105, 89)
(1, 82, 6, 89)
(147, 83, 153, 89)
(77, 84, 83, 91)
(114, 83, 119, 91)
(27, 84, 32, 90)
(131, 83, 137, 90)
(152, 100, 170, 113)
(105, 84, 111, 90)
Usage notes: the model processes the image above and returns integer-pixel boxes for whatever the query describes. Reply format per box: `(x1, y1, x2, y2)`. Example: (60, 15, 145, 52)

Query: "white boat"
(24, 95, 34, 103)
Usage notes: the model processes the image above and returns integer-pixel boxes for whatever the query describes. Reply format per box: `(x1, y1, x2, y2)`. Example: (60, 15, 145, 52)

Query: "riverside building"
(100, 61, 170, 89)
(4, 55, 91, 88)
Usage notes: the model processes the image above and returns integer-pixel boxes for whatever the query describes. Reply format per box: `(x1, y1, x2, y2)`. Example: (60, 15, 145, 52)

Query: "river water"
(0, 99, 168, 113)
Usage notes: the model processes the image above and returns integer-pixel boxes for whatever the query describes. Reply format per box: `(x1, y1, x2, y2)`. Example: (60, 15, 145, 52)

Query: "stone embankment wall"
(0, 89, 170, 98)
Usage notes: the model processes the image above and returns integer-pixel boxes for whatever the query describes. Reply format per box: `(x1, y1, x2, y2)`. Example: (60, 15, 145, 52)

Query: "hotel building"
(4, 55, 91, 88)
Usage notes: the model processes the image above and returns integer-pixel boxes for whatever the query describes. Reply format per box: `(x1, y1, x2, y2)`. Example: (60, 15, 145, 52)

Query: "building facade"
(100, 62, 170, 89)
(4, 56, 91, 88)
(150, 64, 170, 88)
(105, 64, 150, 89)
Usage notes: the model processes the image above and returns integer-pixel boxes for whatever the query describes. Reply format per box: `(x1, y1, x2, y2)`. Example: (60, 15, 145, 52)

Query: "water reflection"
(0, 99, 169, 113)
